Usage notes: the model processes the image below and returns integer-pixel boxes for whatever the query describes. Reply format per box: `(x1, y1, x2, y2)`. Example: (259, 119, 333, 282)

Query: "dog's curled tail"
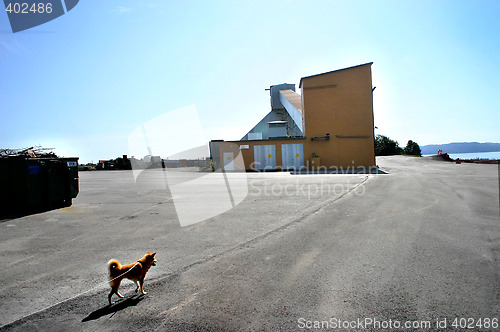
(108, 259, 122, 279)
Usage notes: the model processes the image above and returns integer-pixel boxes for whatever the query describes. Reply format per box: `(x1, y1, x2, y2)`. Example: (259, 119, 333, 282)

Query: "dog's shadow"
(82, 294, 144, 322)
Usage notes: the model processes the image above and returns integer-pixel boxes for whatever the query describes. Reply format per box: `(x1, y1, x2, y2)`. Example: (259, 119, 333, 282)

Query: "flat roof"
(299, 62, 373, 88)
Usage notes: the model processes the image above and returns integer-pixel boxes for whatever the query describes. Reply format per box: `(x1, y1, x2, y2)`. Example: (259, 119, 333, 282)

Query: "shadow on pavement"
(0, 206, 62, 222)
(82, 295, 144, 322)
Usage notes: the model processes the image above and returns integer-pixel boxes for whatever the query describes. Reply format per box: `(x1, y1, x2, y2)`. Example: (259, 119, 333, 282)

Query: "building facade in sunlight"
(210, 63, 376, 171)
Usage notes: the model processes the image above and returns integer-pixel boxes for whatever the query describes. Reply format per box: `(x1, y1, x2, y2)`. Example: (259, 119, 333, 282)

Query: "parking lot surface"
(1, 156, 499, 331)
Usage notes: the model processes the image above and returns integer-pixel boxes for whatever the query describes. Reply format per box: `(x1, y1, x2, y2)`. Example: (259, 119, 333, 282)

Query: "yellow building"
(210, 63, 376, 171)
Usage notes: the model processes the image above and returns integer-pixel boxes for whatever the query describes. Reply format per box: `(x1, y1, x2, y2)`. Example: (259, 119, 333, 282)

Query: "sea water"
(424, 151, 500, 160)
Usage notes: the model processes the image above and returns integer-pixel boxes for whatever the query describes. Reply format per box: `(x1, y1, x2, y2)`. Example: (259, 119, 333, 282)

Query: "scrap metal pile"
(0, 146, 58, 159)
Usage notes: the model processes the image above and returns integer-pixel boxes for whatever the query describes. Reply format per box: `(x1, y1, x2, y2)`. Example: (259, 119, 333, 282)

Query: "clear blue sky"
(1, 0, 499, 163)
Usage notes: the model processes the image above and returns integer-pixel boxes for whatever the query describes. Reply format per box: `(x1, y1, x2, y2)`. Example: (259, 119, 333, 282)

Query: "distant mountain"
(421, 142, 500, 155)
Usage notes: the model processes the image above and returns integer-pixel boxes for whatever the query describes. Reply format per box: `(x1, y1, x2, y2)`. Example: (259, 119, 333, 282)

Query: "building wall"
(301, 63, 375, 168)
(212, 139, 307, 171)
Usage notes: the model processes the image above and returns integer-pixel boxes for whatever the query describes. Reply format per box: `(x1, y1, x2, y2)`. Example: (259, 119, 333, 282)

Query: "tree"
(404, 140, 422, 156)
(374, 135, 403, 156)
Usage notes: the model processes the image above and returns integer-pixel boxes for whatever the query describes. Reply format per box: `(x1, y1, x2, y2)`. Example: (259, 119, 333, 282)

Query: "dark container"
(0, 156, 79, 212)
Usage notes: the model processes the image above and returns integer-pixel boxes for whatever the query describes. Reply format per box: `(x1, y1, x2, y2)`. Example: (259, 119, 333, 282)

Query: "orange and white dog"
(107, 252, 157, 304)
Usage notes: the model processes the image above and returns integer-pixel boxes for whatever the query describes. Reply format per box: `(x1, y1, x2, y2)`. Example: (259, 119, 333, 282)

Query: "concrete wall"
(300, 63, 375, 168)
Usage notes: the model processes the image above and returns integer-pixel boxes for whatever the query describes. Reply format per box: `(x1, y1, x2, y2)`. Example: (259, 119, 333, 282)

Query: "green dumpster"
(0, 156, 79, 212)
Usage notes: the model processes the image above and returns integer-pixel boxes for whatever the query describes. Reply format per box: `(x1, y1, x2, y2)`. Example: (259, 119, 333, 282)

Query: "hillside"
(421, 142, 500, 155)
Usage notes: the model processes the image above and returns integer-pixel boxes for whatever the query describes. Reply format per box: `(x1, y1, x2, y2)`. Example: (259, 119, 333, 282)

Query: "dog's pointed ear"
(152, 252, 156, 256)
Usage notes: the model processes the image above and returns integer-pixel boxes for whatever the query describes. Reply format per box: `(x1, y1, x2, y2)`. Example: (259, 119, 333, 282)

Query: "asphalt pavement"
(1, 156, 499, 331)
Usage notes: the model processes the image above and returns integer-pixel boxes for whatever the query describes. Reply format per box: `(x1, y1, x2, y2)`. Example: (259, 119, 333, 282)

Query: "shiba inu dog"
(107, 252, 157, 304)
